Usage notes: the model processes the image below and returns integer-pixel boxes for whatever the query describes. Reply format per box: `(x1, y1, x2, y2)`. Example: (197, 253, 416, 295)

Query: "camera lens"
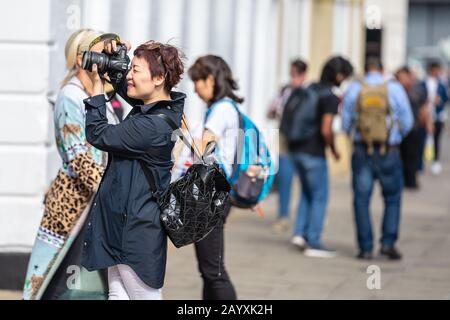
(81, 51, 109, 74)
(80, 45, 129, 84)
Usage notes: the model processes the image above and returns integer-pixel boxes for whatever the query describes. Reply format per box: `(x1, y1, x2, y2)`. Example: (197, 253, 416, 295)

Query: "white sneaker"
(304, 245, 337, 258)
(430, 162, 442, 176)
(291, 235, 306, 250)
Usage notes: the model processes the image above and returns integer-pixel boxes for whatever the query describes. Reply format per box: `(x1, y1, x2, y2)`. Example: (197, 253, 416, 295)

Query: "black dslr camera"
(81, 43, 130, 84)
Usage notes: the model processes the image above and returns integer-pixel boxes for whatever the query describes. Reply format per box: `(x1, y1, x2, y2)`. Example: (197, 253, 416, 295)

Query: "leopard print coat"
(23, 76, 120, 300)
(41, 152, 104, 238)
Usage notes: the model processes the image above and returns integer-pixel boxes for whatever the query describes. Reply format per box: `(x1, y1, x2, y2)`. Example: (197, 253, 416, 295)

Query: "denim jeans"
(277, 154, 296, 218)
(290, 151, 329, 248)
(351, 144, 404, 252)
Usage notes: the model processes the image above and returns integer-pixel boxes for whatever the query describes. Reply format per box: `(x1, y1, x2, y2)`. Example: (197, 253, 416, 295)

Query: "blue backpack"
(205, 99, 276, 209)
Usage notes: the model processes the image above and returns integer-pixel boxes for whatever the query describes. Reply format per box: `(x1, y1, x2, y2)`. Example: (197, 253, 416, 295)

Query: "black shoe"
(380, 246, 402, 260)
(405, 183, 419, 191)
(356, 251, 373, 260)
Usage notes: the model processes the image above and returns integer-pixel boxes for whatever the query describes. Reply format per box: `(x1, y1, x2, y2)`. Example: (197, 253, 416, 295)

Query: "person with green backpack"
(342, 57, 413, 261)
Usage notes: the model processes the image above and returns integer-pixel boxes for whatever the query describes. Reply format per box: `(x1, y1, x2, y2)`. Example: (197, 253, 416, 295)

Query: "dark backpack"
(140, 114, 231, 248)
(280, 84, 332, 143)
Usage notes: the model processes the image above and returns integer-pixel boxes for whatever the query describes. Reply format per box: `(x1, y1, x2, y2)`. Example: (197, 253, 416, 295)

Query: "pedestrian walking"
(287, 56, 353, 258)
(267, 59, 308, 233)
(422, 61, 449, 175)
(395, 66, 429, 189)
(342, 57, 413, 260)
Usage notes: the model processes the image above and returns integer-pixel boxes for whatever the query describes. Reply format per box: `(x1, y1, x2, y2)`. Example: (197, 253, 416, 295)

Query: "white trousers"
(108, 264, 162, 300)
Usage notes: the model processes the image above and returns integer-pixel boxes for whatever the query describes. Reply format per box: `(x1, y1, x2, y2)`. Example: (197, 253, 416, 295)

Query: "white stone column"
(299, 0, 312, 61)
(82, 0, 111, 31)
(178, 0, 211, 128)
(0, 0, 52, 251)
(332, 0, 350, 56)
(279, 0, 293, 86)
(124, 0, 152, 48)
(350, 1, 364, 74)
(209, 0, 235, 62)
(278, 0, 312, 86)
(155, 0, 184, 46)
(232, 0, 253, 115)
(248, 0, 277, 129)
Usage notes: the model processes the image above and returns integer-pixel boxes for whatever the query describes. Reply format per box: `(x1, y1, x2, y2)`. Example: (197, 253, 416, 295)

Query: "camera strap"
(139, 113, 201, 201)
(88, 33, 121, 50)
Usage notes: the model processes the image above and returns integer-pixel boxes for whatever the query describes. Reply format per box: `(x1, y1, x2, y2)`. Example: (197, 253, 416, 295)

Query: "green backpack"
(356, 81, 391, 154)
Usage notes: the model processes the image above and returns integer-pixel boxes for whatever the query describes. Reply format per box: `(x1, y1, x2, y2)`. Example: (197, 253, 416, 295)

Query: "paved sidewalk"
(2, 134, 450, 300)
(163, 134, 450, 300)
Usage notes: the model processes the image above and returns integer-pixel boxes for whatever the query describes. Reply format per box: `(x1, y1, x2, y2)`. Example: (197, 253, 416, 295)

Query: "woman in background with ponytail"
(188, 55, 241, 300)
(23, 29, 120, 300)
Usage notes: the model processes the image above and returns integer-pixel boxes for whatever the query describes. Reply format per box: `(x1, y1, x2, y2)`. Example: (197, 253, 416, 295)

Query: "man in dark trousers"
(395, 66, 428, 189)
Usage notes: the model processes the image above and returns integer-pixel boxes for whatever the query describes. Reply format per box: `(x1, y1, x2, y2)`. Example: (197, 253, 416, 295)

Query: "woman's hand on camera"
(87, 64, 104, 96)
(104, 39, 132, 54)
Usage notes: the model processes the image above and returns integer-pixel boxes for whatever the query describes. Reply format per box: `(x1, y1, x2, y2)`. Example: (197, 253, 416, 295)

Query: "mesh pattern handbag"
(140, 114, 231, 248)
(158, 162, 230, 248)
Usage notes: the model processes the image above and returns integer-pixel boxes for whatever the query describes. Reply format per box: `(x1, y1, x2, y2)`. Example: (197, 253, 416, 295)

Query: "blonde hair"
(60, 28, 103, 87)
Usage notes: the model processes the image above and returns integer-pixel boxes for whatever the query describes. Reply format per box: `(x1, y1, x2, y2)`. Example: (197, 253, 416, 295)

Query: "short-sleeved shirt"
(288, 84, 340, 158)
(204, 99, 240, 176)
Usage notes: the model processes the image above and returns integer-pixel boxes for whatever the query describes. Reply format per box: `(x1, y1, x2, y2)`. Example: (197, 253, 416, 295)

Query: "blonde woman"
(23, 29, 120, 300)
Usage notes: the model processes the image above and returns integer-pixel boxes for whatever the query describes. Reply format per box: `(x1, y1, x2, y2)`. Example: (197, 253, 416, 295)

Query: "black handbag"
(140, 114, 230, 248)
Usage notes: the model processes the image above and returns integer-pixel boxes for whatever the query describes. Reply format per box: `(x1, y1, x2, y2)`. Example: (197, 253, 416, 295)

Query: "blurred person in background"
(342, 57, 413, 261)
(289, 56, 353, 258)
(422, 61, 449, 175)
(267, 59, 308, 233)
(188, 55, 242, 300)
(395, 66, 429, 189)
(23, 29, 121, 300)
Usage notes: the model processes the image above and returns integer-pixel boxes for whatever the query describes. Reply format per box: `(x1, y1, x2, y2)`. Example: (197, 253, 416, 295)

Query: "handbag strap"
(139, 112, 203, 200)
(139, 162, 162, 200)
(155, 113, 202, 160)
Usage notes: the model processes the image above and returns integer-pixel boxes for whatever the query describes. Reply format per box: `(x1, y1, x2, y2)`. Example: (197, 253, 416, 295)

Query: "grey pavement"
(163, 133, 450, 300)
(2, 133, 450, 300)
